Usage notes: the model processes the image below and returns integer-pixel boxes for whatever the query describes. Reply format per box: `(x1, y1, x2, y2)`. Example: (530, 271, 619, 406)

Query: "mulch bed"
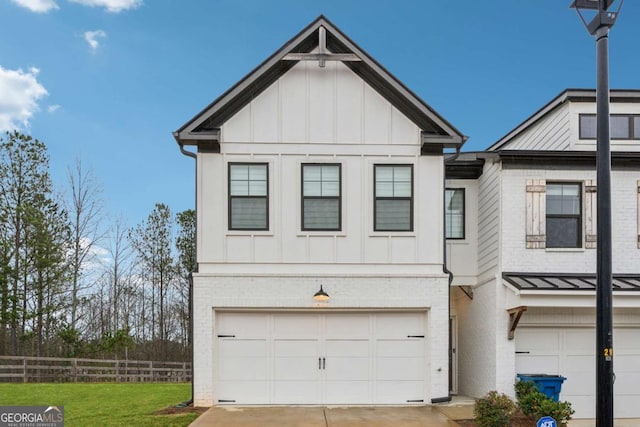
(455, 413, 536, 427)
(153, 405, 208, 416)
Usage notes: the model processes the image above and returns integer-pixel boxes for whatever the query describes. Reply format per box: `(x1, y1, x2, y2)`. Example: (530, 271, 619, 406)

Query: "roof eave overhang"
(173, 129, 221, 152)
(489, 88, 640, 151)
(498, 150, 640, 170)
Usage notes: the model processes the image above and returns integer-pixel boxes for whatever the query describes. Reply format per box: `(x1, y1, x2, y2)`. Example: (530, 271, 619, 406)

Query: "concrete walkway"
(189, 405, 455, 427)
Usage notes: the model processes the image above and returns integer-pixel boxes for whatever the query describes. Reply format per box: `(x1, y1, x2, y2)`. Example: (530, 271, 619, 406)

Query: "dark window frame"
(445, 188, 465, 240)
(546, 182, 582, 249)
(579, 113, 640, 140)
(301, 163, 342, 231)
(228, 162, 269, 231)
(373, 164, 414, 232)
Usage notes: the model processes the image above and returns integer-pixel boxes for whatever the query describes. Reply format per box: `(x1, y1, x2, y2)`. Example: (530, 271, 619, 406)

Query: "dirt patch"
(455, 413, 534, 427)
(153, 405, 208, 416)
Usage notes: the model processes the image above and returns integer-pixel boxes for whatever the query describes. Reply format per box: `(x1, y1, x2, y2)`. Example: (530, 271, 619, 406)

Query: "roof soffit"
(174, 16, 465, 146)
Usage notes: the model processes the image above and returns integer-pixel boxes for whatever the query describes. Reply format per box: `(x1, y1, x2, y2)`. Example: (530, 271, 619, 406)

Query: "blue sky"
(1, 0, 638, 226)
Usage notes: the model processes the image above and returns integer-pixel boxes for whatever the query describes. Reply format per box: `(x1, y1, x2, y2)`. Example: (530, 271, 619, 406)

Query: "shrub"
(515, 380, 575, 427)
(474, 391, 517, 427)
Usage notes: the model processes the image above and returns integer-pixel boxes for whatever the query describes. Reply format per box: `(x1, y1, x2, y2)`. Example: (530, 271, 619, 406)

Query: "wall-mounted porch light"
(313, 285, 329, 302)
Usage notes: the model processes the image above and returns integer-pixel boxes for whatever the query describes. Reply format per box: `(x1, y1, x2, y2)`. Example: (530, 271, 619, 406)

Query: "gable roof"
(173, 15, 466, 150)
(488, 88, 640, 151)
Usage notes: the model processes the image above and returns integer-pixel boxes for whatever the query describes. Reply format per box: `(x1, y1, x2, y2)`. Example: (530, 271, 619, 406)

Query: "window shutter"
(637, 180, 640, 249)
(526, 179, 546, 249)
(585, 180, 597, 249)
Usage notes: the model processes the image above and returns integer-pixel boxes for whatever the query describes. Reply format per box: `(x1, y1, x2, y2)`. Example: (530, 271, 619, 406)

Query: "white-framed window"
(228, 163, 268, 230)
(374, 164, 413, 232)
(580, 114, 640, 140)
(445, 188, 465, 239)
(301, 164, 341, 231)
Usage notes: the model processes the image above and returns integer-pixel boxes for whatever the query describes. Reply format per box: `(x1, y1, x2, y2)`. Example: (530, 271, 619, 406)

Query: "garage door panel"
(377, 357, 423, 381)
(218, 312, 269, 337)
(274, 339, 318, 357)
(218, 357, 268, 381)
(516, 355, 560, 374)
(375, 381, 424, 403)
(216, 311, 427, 405)
(325, 339, 369, 357)
(218, 339, 267, 358)
(325, 314, 369, 339)
(377, 339, 423, 357)
(325, 357, 369, 380)
(517, 326, 640, 419)
(324, 381, 370, 404)
(274, 357, 320, 380)
(273, 313, 319, 337)
(217, 381, 269, 404)
(273, 381, 320, 404)
(375, 313, 424, 338)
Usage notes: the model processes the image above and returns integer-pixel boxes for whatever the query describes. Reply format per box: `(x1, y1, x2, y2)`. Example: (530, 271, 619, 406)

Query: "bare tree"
(66, 157, 104, 331)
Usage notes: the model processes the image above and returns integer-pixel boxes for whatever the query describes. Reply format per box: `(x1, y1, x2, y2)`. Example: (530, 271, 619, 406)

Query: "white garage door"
(516, 327, 640, 419)
(215, 311, 427, 405)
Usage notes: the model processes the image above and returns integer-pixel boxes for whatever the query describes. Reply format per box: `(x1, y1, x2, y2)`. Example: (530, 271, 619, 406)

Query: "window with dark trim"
(445, 188, 465, 239)
(546, 182, 581, 248)
(580, 114, 640, 140)
(374, 164, 413, 231)
(228, 163, 268, 230)
(302, 164, 341, 231)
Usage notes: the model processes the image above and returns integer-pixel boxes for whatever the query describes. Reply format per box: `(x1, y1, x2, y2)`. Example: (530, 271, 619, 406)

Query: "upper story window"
(374, 165, 413, 232)
(445, 188, 465, 239)
(580, 114, 640, 140)
(546, 182, 581, 248)
(302, 164, 341, 231)
(228, 163, 268, 230)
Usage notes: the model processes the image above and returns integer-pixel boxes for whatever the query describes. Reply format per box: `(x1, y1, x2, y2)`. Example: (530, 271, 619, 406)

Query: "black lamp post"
(569, 1, 623, 426)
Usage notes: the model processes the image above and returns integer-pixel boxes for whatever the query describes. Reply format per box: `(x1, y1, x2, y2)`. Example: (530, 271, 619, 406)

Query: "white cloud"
(0, 66, 48, 131)
(68, 0, 142, 13)
(84, 30, 106, 52)
(10, 0, 59, 13)
(47, 104, 61, 113)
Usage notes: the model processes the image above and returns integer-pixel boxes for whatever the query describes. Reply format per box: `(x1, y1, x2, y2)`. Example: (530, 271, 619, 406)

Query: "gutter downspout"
(431, 144, 462, 404)
(178, 140, 197, 407)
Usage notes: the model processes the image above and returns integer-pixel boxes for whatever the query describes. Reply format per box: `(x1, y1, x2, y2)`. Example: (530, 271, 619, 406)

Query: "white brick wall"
(193, 273, 450, 406)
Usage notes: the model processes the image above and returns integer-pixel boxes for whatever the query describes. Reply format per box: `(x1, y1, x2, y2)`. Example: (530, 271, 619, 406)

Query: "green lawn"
(0, 383, 200, 427)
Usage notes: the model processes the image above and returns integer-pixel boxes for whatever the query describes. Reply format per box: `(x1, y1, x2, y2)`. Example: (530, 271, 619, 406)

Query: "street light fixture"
(569, 1, 623, 426)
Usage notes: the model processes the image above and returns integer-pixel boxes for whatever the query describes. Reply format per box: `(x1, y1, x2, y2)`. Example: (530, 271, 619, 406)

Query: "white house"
(174, 16, 466, 407)
(447, 89, 640, 419)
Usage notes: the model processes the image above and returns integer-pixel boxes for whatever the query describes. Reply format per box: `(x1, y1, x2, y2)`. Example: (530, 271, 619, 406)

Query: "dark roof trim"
(488, 89, 640, 151)
(445, 158, 485, 179)
(174, 15, 466, 147)
(498, 150, 640, 170)
(503, 272, 640, 292)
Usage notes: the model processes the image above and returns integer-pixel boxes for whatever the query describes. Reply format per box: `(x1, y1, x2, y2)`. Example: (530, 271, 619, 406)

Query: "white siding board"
(502, 104, 571, 151)
(477, 163, 501, 279)
(336, 68, 363, 143)
(363, 84, 390, 144)
(308, 236, 336, 263)
(308, 61, 335, 143)
(391, 106, 419, 144)
(280, 63, 307, 143)
(252, 82, 279, 142)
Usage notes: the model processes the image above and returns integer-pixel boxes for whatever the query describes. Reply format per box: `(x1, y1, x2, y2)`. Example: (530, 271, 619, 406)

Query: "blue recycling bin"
(517, 374, 567, 402)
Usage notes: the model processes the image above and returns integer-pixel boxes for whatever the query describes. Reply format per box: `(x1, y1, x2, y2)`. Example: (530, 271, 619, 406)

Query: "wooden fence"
(0, 356, 191, 383)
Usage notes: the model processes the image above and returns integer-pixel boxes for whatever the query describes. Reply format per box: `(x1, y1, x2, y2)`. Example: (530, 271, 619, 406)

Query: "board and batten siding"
(222, 59, 420, 145)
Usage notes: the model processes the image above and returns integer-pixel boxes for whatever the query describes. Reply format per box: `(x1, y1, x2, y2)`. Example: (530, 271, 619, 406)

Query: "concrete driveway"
(189, 406, 455, 427)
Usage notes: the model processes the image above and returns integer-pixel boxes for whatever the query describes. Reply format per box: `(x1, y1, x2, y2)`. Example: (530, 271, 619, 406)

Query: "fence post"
(73, 358, 78, 383)
(23, 357, 27, 383)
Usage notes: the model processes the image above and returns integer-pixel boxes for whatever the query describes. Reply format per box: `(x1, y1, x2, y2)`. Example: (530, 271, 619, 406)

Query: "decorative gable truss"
(525, 179, 597, 249)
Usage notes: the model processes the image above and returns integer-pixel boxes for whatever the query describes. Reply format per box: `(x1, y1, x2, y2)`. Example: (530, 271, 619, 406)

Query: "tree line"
(0, 131, 195, 362)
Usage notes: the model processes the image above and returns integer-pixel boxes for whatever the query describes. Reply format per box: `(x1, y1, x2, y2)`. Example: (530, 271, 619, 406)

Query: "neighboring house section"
(448, 89, 640, 419)
(174, 16, 465, 407)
